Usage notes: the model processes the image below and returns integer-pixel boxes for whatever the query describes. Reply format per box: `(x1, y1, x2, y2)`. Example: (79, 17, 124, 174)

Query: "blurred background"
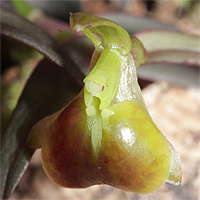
(1, 0, 200, 199)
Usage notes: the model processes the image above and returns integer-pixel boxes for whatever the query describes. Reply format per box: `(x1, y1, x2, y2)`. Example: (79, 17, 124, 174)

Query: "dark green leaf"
(1, 59, 80, 199)
(0, 5, 84, 88)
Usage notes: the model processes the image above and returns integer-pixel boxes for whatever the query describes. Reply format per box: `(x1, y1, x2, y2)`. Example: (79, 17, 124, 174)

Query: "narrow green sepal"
(70, 12, 132, 54)
(130, 35, 148, 67)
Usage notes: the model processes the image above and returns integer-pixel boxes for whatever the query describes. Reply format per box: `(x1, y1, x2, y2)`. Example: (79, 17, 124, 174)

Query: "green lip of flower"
(27, 12, 182, 194)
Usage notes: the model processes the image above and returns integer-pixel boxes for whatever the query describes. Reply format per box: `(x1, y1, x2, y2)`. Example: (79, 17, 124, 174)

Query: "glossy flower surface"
(27, 12, 181, 194)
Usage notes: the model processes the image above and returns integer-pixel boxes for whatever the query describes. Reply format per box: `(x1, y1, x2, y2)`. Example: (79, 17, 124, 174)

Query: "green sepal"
(130, 35, 148, 67)
(70, 12, 132, 54)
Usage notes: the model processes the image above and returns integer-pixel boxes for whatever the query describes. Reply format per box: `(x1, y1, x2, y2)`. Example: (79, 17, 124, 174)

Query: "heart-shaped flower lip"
(27, 12, 182, 194)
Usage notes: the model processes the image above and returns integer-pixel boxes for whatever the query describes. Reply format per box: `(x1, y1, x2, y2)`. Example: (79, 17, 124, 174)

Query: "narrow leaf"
(0, 5, 84, 88)
(146, 50, 200, 66)
(135, 30, 200, 66)
(137, 63, 200, 87)
(101, 13, 177, 34)
(136, 30, 199, 52)
(1, 59, 80, 199)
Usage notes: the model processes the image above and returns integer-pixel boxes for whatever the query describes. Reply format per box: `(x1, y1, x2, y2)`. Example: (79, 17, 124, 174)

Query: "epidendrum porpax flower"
(27, 12, 182, 194)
